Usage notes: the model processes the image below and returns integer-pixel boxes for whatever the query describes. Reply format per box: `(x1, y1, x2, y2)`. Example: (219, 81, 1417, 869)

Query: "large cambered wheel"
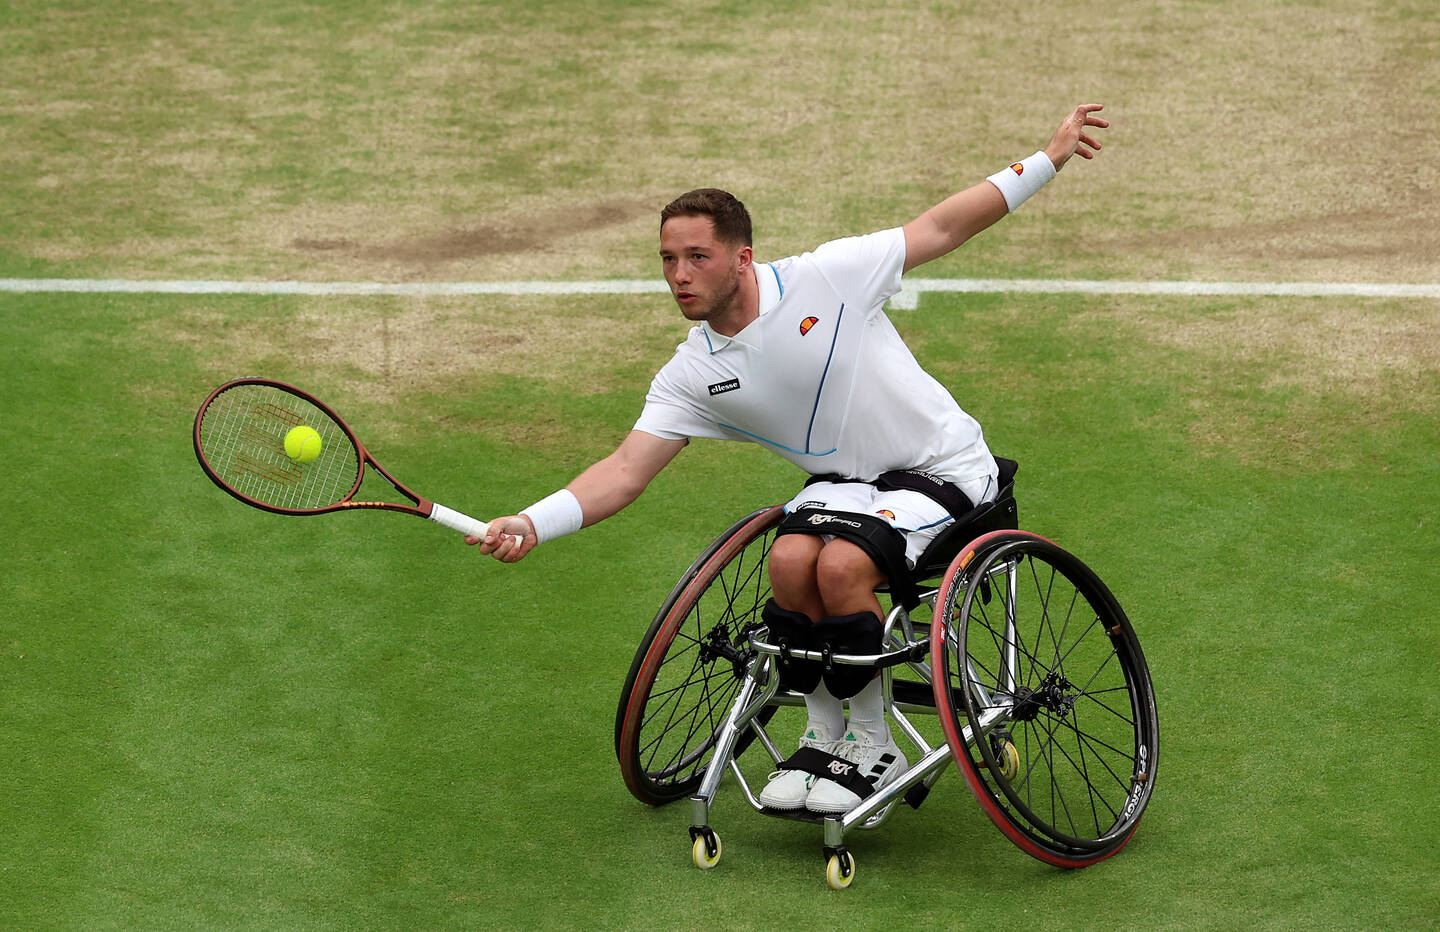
(615, 507, 784, 805)
(933, 531, 1159, 867)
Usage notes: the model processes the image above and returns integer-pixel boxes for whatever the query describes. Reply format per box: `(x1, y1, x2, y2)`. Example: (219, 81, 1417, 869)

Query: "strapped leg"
(777, 506, 919, 608)
(760, 599, 823, 694)
(811, 610, 884, 699)
(757, 601, 845, 811)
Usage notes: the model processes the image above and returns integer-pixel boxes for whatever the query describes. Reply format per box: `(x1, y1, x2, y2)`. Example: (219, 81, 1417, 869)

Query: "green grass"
(3, 290, 1437, 927)
(3, 0, 1439, 926)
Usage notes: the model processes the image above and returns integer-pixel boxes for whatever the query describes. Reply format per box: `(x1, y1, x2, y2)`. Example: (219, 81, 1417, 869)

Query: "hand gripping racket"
(194, 377, 496, 539)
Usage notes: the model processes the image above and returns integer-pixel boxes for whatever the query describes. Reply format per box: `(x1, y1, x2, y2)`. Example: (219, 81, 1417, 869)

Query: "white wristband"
(521, 489, 584, 544)
(985, 151, 1057, 213)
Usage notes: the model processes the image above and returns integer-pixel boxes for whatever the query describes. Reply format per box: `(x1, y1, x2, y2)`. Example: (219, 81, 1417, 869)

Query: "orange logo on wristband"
(1011, 162, 1025, 175)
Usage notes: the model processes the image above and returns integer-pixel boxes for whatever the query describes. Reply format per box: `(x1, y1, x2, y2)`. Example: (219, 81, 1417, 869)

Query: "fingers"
(488, 535, 529, 562)
(1069, 105, 1108, 136)
(1049, 105, 1107, 166)
(466, 517, 535, 563)
(481, 532, 529, 562)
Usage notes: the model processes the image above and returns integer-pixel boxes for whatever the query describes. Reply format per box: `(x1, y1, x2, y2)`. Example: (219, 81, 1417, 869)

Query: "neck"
(707, 265, 761, 337)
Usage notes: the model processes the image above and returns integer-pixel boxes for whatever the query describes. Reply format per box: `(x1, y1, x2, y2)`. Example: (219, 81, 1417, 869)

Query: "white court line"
(885, 278, 1440, 309)
(0, 278, 671, 296)
(2, 277, 1438, 306)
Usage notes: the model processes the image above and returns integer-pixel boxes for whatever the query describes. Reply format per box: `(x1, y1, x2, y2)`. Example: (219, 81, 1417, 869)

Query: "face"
(659, 214, 751, 323)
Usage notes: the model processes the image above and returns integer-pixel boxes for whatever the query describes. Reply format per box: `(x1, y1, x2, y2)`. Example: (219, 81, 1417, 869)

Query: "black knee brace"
(760, 600, 823, 694)
(813, 611, 884, 699)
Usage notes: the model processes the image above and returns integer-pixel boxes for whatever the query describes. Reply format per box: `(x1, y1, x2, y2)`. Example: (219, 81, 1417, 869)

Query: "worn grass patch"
(143, 292, 689, 460)
(157, 293, 687, 400)
(3, 0, 1437, 282)
(1089, 296, 1440, 468)
(902, 292, 1440, 472)
(1138, 300, 1440, 397)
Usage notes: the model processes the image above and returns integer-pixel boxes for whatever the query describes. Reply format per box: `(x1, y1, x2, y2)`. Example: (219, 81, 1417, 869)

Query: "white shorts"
(783, 473, 997, 567)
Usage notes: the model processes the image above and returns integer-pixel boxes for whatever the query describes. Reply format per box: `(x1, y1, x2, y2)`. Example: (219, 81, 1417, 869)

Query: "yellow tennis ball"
(284, 425, 323, 463)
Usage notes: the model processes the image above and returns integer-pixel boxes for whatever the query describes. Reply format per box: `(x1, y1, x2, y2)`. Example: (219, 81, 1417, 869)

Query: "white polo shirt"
(634, 227, 996, 488)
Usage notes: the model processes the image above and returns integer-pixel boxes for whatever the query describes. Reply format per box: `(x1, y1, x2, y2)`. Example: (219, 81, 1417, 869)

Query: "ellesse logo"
(876, 509, 896, 521)
(707, 378, 740, 396)
(799, 316, 819, 336)
(1010, 162, 1025, 175)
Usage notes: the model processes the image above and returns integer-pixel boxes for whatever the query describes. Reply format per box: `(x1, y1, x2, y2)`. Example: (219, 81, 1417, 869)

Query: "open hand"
(1045, 104, 1108, 171)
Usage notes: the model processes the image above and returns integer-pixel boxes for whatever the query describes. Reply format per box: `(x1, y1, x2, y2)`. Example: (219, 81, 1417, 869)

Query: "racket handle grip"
(428, 503, 490, 538)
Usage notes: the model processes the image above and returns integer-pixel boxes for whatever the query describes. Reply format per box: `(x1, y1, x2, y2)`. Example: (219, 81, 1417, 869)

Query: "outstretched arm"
(468, 430, 687, 563)
(901, 103, 1108, 273)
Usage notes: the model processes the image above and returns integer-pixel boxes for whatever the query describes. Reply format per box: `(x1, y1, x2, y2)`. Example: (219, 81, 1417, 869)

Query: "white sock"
(844, 676, 890, 745)
(802, 683, 845, 741)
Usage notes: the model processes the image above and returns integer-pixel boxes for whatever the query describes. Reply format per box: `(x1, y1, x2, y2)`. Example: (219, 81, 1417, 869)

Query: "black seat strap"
(779, 747, 876, 800)
(791, 457, 1021, 606)
(802, 466, 981, 522)
(776, 509, 917, 609)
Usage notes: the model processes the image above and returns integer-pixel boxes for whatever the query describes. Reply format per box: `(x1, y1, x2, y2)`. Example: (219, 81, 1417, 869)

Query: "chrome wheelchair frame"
(614, 462, 1158, 888)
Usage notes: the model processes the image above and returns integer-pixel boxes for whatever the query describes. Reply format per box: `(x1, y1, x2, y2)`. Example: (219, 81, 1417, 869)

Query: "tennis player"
(472, 104, 1108, 814)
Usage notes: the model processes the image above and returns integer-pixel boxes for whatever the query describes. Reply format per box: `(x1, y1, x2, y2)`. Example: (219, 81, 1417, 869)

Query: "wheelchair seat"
(912, 456, 1019, 577)
(881, 457, 1019, 605)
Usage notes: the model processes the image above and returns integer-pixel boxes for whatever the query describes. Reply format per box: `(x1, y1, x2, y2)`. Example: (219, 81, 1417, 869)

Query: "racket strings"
(199, 385, 361, 511)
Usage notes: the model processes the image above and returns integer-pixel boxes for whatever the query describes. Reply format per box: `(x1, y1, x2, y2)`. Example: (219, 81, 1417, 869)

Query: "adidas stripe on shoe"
(804, 731, 908, 815)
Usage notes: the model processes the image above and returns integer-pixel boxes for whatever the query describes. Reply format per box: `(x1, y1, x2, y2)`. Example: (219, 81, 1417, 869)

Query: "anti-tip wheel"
(825, 852, 855, 890)
(692, 832, 722, 870)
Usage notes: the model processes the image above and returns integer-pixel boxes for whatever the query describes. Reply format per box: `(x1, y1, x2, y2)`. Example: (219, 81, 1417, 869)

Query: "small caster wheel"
(691, 830, 721, 870)
(825, 851, 855, 890)
(997, 739, 1020, 781)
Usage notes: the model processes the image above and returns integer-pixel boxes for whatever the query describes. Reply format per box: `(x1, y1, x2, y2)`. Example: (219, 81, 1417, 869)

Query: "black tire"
(932, 531, 1159, 866)
(615, 506, 784, 805)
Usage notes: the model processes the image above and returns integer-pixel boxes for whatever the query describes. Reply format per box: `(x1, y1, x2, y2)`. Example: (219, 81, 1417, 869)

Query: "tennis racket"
(194, 377, 498, 540)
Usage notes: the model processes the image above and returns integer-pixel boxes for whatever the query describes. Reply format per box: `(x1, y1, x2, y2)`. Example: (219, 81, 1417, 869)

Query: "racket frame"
(194, 378, 486, 537)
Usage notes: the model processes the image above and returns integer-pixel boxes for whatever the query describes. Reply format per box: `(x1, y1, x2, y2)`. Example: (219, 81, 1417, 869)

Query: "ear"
(735, 244, 753, 272)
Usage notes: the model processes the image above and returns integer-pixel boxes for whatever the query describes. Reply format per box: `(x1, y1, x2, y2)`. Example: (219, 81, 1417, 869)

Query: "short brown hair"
(660, 188, 752, 247)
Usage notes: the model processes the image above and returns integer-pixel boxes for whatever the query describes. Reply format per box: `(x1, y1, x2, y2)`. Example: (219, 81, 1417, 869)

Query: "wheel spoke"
(634, 531, 778, 783)
(941, 533, 1158, 862)
(619, 510, 782, 804)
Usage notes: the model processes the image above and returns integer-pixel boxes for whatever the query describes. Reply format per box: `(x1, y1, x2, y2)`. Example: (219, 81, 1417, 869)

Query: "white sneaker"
(805, 731, 908, 814)
(759, 727, 833, 810)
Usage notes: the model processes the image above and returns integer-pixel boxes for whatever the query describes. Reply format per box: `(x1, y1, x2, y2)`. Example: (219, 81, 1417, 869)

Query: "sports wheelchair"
(614, 459, 1158, 889)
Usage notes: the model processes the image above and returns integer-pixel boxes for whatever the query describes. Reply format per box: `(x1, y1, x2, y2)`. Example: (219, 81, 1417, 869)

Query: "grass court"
(2, 0, 1437, 926)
